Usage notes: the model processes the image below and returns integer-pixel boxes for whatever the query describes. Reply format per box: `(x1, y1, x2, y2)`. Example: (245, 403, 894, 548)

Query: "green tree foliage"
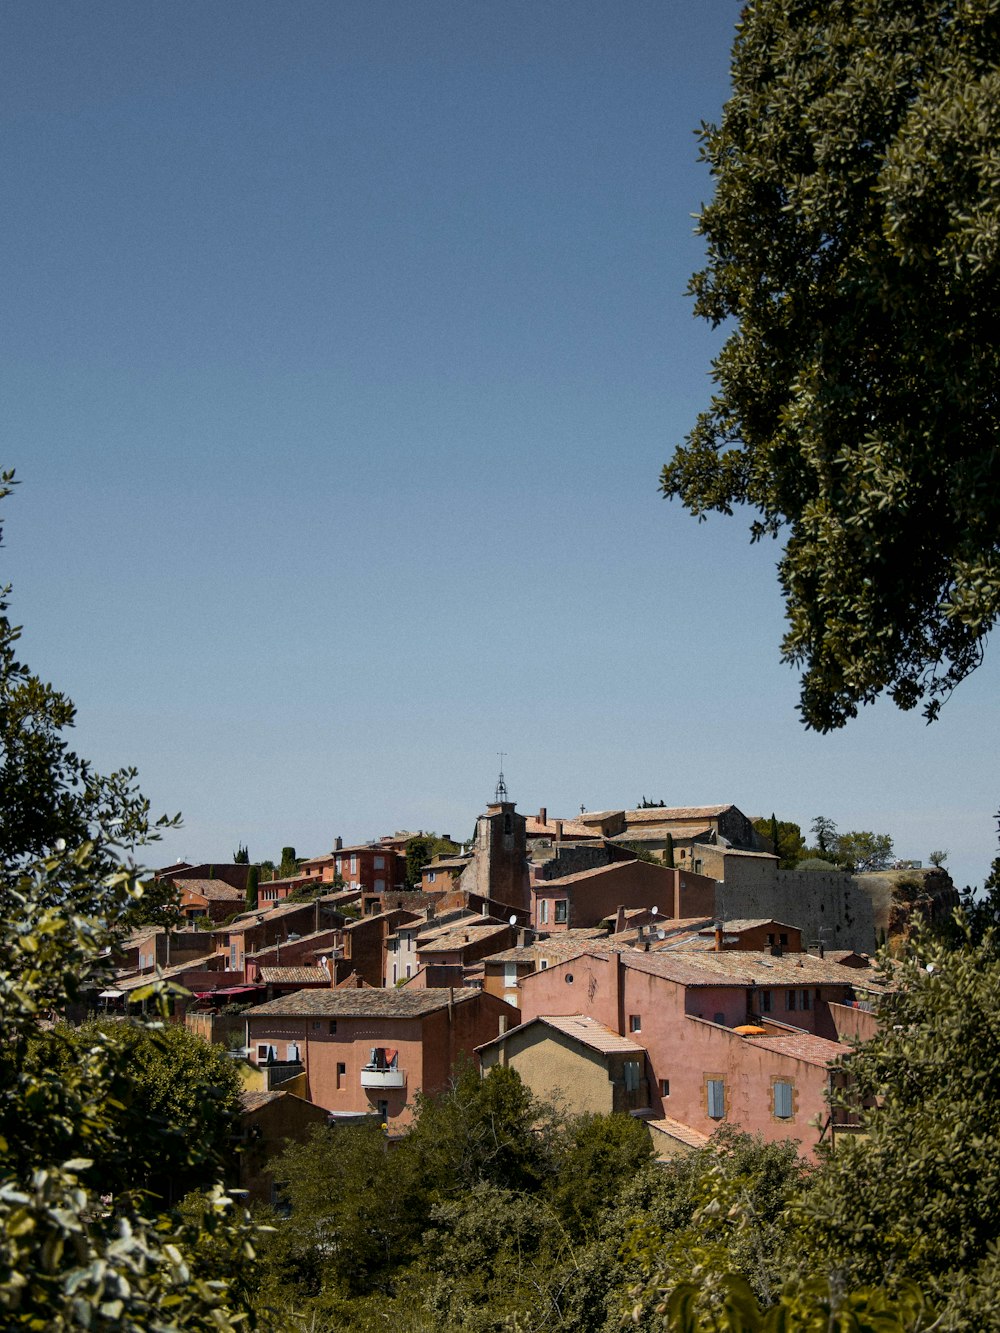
(244, 863, 259, 911)
(664, 831, 676, 868)
(26, 1020, 243, 1207)
(404, 832, 459, 889)
(232, 843, 249, 864)
(277, 846, 298, 879)
(811, 816, 838, 856)
(834, 830, 895, 873)
(752, 816, 806, 869)
(790, 931, 1000, 1310)
(550, 1112, 653, 1241)
(661, 2, 1000, 731)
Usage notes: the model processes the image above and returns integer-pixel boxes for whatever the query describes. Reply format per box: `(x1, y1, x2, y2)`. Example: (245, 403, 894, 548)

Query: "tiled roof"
(258, 966, 330, 985)
(622, 949, 887, 990)
(116, 955, 221, 990)
(247, 986, 482, 1020)
(240, 1089, 285, 1113)
(646, 1116, 711, 1149)
(486, 931, 611, 965)
(417, 923, 512, 953)
(610, 825, 712, 842)
(178, 879, 245, 902)
(539, 1014, 646, 1056)
(625, 805, 733, 823)
(739, 1027, 850, 1067)
(535, 860, 673, 890)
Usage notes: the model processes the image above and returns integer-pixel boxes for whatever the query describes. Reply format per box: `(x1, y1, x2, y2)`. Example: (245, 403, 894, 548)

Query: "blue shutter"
(774, 1081, 793, 1118)
(707, 1079, 725, 1118)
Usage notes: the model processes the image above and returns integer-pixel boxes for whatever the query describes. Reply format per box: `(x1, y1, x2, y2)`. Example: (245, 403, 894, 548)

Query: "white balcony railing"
(360, 1065, 406, 1089)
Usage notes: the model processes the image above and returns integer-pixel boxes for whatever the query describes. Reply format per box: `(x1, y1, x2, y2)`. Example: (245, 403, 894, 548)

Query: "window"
(405, 965, 411, 978)
(554, 900, 568, 924)
(504, 962, 518, 986)
(329, 1020, 337, 1034)
(311, 1021, 321, 1031)
(427, 871, 436, 883)
(629, 1014, 642, 1033)
(779, 933, 789, 947)
(257, 1044, 275, 1063)
(623, 1060, 640, 1091)
(707, 1078, 726, 1119)
(709, 1077, 725, 1119)
(539, 900, 549, 925)
(374, 855, 385, 870)
(800, 988, 811, 1011)
(786, 990, 797, 1011)
(713, 1012, 725, 1025)
(773, 1080, 794, 1120)
(335, 857, 342, 875)
(375, 878, 385, 892)
(660, 1078, 670, 1097)
(760, 989, 772, 1014)
(350, 855, 358, 874)
(540, 959, 548, 970)
(336, 1061, 346, 1089)
(377, 1100, 389, 1121)
(287, 1043, 300, 1062)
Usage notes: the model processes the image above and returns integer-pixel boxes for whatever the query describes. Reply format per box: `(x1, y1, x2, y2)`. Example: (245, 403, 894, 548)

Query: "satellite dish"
(509, 915, 518, 926)
(651, 906, 659, 917)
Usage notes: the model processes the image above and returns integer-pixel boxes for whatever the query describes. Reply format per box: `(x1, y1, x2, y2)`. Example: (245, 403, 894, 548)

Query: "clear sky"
(3, 2, 997, 890)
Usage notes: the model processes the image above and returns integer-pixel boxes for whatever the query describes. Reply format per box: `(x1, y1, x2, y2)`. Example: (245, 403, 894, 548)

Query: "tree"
(245, 863, 259, 911)
(789, 931, 1000, 1313)
(810, 816, 837, 856)
(928, 849, 949, 868)
(664, 831, 676, 868)
(26, 1019, 244, 1207)
(835, 830, 894, 873)
(752, 815, 806, 869)
(233, 843, 249, 864)
(661, 2, 1000, 731)
(404, 832, 459, 889)
(278, 846, 298, 879)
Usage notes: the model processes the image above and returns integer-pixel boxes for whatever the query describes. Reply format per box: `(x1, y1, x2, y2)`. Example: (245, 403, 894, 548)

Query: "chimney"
(554, 820, 563, 842)
(538, 807, 547, 826)
(714, 923, 723, 952)
(614, 905, 626, 935)
(481, 902, 488, 916)
(335, 836, 343, 851)
(517, 928, 528, 948)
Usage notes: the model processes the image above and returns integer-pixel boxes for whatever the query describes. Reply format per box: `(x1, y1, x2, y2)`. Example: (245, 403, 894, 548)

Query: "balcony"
(360, 1065, 406, 1089)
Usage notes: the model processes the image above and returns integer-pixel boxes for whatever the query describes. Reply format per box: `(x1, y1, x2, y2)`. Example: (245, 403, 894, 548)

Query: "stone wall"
(721, 869, 876, 953)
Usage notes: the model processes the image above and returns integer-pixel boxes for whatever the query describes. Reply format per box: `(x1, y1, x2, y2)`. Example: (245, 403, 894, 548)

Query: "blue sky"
(3, 2, 997, 889)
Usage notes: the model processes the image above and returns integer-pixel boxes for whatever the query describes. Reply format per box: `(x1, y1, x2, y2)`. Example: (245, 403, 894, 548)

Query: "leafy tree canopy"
(661, 1, 1000, 731)
(751, 816, 806, 869)
(404, 832, 460, 889)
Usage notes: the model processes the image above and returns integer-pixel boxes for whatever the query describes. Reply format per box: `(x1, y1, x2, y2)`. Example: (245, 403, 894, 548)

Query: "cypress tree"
(770, 813, 781, 863)
(664, 832, 675, 868)
(245, 865, 259, 912)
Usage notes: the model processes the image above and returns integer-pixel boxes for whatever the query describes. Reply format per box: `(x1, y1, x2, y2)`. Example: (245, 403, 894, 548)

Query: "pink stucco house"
(506, 948, 884, 1155)
(245, 986, 519, 1131)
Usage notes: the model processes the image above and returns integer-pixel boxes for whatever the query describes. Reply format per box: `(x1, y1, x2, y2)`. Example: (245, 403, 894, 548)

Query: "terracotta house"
(245, 987, 520, 1131)
(510, 948, 885, 1155)
(532, 860, 717, 931)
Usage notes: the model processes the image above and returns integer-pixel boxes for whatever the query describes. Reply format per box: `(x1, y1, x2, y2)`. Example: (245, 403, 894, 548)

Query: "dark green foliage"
(664, 831, 676, 868)
(23, 1020, 244, 1207)
(623, 841, 660, 865)
(550, 1112, 654, 1240)
(233, 844, 249, 864)
(638, 797, 667, 808)
(790, 932, 1000, 1302)
(404, 832, 459, 888)
(245, 863, 259, 911)
(662, 1, 1000, 730)
(278, 846, 298, 879)
(752, 816, 806, 869)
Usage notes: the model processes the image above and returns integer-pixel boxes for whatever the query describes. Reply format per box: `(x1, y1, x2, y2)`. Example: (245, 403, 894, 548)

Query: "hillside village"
(105, 783, 959, 1201)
